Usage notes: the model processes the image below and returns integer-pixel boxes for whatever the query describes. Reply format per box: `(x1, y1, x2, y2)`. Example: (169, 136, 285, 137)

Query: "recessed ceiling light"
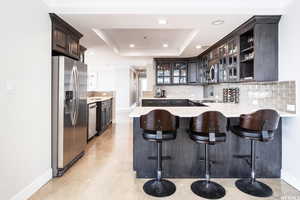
(196, 45, 202, 49)
(129, 44, 135, 48)
(158, 19, 168, 25)
(163, 44, 168, 48)
(212, 19, 224, 25)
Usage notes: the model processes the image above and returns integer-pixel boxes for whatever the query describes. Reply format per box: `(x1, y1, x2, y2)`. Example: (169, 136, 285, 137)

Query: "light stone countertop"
(87, 96, 113, 104)
(129, 103, 295, 118)
(142, 97, 200, 100)
(141, 97, 218, 102)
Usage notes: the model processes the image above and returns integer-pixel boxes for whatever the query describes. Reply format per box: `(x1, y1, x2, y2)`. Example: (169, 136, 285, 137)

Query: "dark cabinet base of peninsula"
(133, 117, 282, 178)
(96, 99, 113, 135)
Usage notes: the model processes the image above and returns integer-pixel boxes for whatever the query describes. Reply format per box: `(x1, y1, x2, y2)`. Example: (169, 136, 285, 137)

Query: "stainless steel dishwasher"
(88, 103, 97, 140)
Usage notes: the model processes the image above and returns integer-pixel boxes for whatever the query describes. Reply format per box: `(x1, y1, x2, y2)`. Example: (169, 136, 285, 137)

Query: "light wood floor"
(30, 113, 300, 200)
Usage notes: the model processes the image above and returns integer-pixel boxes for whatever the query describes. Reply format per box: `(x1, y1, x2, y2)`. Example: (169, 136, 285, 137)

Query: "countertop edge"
(129, 105, 296, 118)
(87, 96, 113, 104)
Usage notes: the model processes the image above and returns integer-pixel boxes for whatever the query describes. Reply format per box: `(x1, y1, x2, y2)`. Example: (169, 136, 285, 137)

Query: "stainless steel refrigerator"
(52, 56, 87, 177)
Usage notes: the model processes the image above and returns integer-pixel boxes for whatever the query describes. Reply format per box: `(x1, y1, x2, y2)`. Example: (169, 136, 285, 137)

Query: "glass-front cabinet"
(155, 60, 188, 85)
(156, 63, 172, 85)
(173, 62, 187, 84)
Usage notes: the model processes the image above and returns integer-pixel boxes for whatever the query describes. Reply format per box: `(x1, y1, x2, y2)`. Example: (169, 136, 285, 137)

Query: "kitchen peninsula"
(130, 101, 293, 178)
(129, 15, 296, 180)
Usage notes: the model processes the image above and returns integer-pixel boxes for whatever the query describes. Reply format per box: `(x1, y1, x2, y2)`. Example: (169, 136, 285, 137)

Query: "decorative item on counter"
(229, 88, 234, 103)
(235, 88, 240, 103)
(223, 87, 240, 103)
(154, 88, 166, 98)
(223, 88, 228, 103)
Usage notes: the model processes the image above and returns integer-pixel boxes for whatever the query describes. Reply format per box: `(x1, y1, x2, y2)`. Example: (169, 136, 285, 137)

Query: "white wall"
(129, 69, 138, 107)
(146, 64, 156, 91)
(279, 0, 300, 190)
(0, 0, 51, 200)
(86, 45, 152, 111)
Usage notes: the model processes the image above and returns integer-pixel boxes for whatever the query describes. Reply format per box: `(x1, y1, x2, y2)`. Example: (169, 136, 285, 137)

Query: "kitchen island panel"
(133, 117, 282, 178)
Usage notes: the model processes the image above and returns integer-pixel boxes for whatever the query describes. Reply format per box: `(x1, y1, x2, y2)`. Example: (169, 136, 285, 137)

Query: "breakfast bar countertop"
(129, 103, 296, 118)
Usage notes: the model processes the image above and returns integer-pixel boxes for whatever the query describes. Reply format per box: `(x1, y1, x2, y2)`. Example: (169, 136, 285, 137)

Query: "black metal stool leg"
(235, 140, 273, 197)
(191, 144, 226, 199)
(143, 141, 176, 197)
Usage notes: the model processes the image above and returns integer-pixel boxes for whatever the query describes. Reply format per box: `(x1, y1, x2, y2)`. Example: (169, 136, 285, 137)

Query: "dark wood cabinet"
(50, 13, 83, 60)
(79, 45, 87, 63)
(155, 58, 189, 86)
(156, 62, 172, 85)
(173, 62, 188, 84)
(154, 15, 281, 86)
(96, 99, 113, 134)
(68, 35, 80, 58)
(52, 23, 68, 54)
(188, 62, 198, 83)
(133, 117, 282, 178)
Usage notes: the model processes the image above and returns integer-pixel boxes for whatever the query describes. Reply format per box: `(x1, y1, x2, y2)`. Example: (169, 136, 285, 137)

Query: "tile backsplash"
(156, 85, 204, 99)
(204, 81, 296, 114)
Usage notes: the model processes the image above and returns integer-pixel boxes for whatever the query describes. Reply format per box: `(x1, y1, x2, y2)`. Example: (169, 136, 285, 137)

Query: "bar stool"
(189, 111, 227, 199)
(230, 109, 280, 197)
(140, 109, 179, 197)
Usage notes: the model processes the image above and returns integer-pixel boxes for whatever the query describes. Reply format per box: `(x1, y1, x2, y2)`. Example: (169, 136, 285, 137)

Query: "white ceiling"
(59, 14, 252, 57)
(44, 0, 293, 57)
(99, 29, 195, 56)
(45, 0, 293, 14)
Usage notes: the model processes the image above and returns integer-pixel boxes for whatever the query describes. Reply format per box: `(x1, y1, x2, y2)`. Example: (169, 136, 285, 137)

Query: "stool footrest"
(148, 156, 172, 160)
(233, 154, 259, 166)
(197, 158, 222, 165)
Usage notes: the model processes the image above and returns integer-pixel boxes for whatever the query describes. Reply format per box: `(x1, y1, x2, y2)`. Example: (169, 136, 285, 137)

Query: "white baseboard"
(281, 170, 300, 191)
(10, 169, 52, 200)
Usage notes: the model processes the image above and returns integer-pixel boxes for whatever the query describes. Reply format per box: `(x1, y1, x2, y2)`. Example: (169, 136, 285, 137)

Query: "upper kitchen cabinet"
(217, 37, 239, 83)
(155, 61, 172, 85)
(79, 45, 87, 63)
(198, 55, 209, 85)
(239, 16, 280, 82)
(187, 57, 199, 84)
(187, 62, 198, 84)
(155, 58, 188, 85)
(173, 62, 187, 84)
(154, 15, 281, 86)
(200, 15, 280, 83)
(50, 13, 83, 60)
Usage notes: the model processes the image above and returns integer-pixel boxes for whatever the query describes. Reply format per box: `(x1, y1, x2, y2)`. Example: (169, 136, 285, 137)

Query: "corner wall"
(279, 0, 300, 190)
(0, 0, 52, 199)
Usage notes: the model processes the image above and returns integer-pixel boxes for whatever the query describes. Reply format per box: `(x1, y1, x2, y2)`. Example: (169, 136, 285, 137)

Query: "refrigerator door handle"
(71, 66, 76, 126)
(73, 65, 79, 126)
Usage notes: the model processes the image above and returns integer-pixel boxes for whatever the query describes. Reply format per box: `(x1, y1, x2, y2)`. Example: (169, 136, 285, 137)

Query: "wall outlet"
(287, 104, 296, 112)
